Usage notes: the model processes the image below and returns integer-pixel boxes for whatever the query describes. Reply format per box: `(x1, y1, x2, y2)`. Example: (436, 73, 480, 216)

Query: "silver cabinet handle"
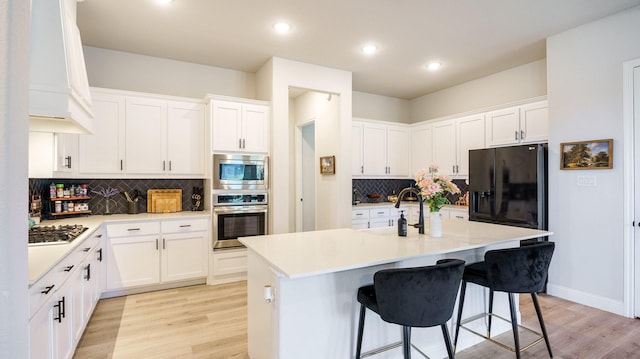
(163, 238, 166, 249)
(520, 130, 525, 140)
(169, 161, 172, 171)
(515, 130, 519, 140)
(179, 224, 192, 228)
(163, 160, 166, 171)
(120, 159, 123, 171)
(155, 238, 159, 250)
(127, 228, 141, 231)
(361, 166, 363, 174)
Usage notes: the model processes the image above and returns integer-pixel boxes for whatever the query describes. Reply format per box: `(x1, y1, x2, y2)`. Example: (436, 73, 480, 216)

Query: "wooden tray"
(147, 189, 182, 213)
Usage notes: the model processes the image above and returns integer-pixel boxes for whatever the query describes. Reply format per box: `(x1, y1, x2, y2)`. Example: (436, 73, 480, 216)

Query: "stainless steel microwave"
(212, 154, 269, 190)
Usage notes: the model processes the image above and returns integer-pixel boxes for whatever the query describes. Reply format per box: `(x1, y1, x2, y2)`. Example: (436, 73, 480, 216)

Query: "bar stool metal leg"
(441, 324, 455, 359)
(453, 280, 467, 350)
(531, 293, 553, 358)
(402, 326, 411, 359)
(507, 293, 521, 359)
(487, 289, 494, 338)
(356, 304, 366, 359)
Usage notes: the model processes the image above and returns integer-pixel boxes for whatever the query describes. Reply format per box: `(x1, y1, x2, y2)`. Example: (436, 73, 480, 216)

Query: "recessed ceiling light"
(427, 62, 442, 71)
(362, 44, 378, 55)
(273, 22, 292, 34)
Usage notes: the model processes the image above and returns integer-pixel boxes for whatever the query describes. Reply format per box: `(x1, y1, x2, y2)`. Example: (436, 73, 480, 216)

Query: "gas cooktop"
(28, 224, 88, 246)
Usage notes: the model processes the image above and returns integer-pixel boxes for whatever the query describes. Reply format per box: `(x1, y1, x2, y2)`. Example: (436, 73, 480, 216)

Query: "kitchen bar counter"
(28, 211, 211, 285)
(240, 221, 552, 359)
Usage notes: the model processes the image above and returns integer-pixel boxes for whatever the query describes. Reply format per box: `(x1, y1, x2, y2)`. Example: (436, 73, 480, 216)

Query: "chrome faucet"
(395, 187, 424, 234)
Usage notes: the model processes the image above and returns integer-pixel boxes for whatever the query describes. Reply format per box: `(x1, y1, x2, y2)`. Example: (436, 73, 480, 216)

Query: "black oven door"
(213, 205, 267, 250)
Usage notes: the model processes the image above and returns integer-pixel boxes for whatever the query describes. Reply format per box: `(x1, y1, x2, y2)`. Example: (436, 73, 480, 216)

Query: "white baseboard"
(546, 283, 627, 317)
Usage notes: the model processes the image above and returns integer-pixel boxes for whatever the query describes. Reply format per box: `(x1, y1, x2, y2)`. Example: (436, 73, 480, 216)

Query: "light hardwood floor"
(75, 281, 640, 358)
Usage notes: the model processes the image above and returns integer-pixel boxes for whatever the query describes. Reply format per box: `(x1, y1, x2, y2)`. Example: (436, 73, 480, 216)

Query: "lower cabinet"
(29, 228, 104, 359)
(208, 248, 248, 285)
(352, 205, 468, 230)
(104, 217, 209, 292)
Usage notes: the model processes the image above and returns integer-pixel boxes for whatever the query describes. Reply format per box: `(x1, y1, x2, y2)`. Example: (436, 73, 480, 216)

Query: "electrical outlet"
(577, 175, 597, 187)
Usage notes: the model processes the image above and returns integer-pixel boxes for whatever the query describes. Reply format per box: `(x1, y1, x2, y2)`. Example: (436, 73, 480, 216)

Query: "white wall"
(410, 59, 547, 122)
(257, 57, 352, 234)
(1, 0, 30, 357)
(546, 5, 640, 315)
(353, 91, 410, 123)
(83, 46, 256, 99)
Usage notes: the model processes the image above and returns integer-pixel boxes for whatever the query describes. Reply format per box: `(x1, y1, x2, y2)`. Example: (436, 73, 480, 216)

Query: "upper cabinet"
(432, 114, 485, 177)
(410, 123, 433, 175)
(353, 119, 410, 178)
(76, 88, 205, 177)
(485, 100, 548, 147)
(210, 99, 269, 153)
(29, 0, 94, 134)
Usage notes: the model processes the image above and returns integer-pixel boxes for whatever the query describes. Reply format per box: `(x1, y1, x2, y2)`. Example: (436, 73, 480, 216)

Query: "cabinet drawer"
(161, 218, 208, 233)
(106, 221, 160, 237)
(369, 208, 390, 219)
(212, 249, 247, 276)
(29, 269, 57, 319)
(352, 209, 369, 220)
(449, 210, 469, 221)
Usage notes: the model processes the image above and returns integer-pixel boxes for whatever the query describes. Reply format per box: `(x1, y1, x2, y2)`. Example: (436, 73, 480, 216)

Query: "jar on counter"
(56, 184, 64, 198)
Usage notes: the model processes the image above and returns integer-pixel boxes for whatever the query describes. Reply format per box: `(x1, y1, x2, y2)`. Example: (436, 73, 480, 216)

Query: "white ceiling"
(77, 0, 640, 100)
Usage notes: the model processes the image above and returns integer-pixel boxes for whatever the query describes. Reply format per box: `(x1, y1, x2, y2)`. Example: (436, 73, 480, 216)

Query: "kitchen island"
(240, 219, 552, 359)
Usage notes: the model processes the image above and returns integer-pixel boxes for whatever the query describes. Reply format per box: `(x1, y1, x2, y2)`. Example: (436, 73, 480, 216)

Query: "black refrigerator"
(469, 144, 548, 230)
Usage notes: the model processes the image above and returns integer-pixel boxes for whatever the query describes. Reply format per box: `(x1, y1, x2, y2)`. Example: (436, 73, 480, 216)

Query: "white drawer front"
(161, 218, 208, 233)
(369, 208, 390, 219)
(106, 221, 161, 238)
(29, 269, 57, 319)
(449, 209, 469, 221)
(352, 209, 369, 220)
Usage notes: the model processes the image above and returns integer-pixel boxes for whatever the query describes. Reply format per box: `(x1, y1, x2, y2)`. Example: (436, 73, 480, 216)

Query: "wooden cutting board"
(147, 189, 182, 213)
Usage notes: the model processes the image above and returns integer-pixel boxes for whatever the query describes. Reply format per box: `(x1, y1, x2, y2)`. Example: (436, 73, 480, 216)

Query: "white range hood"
(29, 0, 94, 134)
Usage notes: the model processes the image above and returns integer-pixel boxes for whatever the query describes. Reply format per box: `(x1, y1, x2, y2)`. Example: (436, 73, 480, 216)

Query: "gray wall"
(83, 46, 256, 99)
(546, 5, 640, 315)
(409, 59, 547, 122)
(353, 91, 410, 123)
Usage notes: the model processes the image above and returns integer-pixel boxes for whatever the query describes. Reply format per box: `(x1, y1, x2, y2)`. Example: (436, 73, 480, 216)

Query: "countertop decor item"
(91, 186, 120, 215)
(147, 189, 182, 213)
(414, 164, 460, 237)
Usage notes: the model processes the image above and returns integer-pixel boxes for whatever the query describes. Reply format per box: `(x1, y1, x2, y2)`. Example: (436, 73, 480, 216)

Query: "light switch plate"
(577, 175, 597, 187)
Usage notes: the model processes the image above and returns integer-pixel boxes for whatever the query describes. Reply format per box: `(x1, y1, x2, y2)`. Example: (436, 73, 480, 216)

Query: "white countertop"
(28, 211, 211, 285)
(239, 220, 552, 279)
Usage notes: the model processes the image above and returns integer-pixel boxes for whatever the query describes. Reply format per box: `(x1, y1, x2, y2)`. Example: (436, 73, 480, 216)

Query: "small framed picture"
(560, 139, 613, 170)
(320, 155, 335, 175)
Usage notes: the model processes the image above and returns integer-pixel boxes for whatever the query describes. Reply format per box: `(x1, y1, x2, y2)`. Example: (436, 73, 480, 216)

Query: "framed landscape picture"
(320, 155, 335, 174)
(560, 139, 613, 170)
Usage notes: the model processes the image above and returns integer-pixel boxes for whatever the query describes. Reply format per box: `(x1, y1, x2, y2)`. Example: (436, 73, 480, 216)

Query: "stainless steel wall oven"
(212, 192, 268, 250)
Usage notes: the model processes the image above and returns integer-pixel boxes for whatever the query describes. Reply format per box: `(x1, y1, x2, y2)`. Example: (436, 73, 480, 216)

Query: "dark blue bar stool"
(355, 259, 465, 359)
(453, 242, 555, 358)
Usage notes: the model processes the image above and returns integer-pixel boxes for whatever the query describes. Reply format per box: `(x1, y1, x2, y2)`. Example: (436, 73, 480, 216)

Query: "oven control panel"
(213, 193, 267, 206)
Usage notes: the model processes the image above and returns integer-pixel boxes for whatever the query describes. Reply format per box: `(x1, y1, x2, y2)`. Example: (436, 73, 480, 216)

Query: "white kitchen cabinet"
(209, 248, 248, 285)
(448, 208, 469, 221)
(124, 96, 167, 175)
(53, 133, 77, 175)
(354, 119, 410, 178)
(166, 101, 206, 175)
(77, 91, 125, 175)
(432, 114, 485, 177)
(161, 218, 209, 282)
(210, 99, 269, 153)
(351, 208, 369, 229)
(485, 100, 548, 146)
(352, 122, 364, 175)
(77, 89, 205, 177)
(351, 205, 407, 229)
(410, 122, 433, 175)
(105, 218, 209, 292)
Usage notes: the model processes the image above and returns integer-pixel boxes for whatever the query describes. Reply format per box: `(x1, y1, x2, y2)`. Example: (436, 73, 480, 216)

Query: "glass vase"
(429, 211, 442, 237)
(104, 197, 116, 215)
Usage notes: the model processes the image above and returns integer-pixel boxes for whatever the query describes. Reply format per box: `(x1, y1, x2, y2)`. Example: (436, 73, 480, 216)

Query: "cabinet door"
(56, 279, 74, 359)
(73, 260, 88, 346)
(54, 133, 77, 175)
(362, 123, 387, 175)
(241, 104, 268, 153)
(105, 235, 160, 290)
(29, 297, 55, 359)
(211, 100, 242, 152)
(386, 125, 410, 177)
(485, 106, 520, 147)
(411, 123, 432, 175)
(78, 92, 125, 174)
(125, 97, 167, 174)
(456, 114, 485, 176)
(352, 122, 364, 175)
(432, 120, 457, 176)
(167, 101, 205, 175)
(449, 209, 469, 221)
(520, 101, 548, 143)
(161, 232, 208, 282)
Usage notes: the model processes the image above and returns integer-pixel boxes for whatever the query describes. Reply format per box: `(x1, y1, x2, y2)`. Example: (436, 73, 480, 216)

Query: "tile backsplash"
(352, 178, 468, 205)
(30, 178, 205, 218)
